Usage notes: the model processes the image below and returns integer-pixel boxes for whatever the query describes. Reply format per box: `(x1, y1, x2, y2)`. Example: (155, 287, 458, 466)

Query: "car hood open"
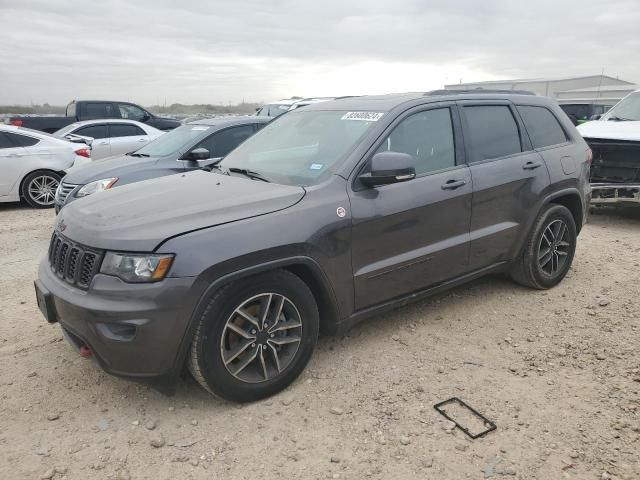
(578, 120, 640, 142)
(57, 170, 305, 251)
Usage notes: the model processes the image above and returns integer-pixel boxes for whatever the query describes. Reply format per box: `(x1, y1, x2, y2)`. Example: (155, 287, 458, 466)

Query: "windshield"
(603, 92, 640, 121)
(54, 123, 81, 137)
(221, 110, 381, 186)
(134, 124, 212, 156)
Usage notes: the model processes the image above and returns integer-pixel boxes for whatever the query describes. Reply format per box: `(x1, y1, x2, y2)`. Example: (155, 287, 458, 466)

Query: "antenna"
(596, 67, 604, 99)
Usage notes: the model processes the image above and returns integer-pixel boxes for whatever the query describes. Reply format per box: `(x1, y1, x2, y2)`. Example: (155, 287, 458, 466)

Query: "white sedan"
(0, 125, 91, 208)
(54, 119, 163, 160)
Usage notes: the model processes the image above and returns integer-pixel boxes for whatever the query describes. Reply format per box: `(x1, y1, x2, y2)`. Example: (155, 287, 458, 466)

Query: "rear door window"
(109, 124, 146, 137)
(84, 103, 114, 119)
(5, 132, 39, 147)
(518, 105, 568, 148)
(0, 133, 14, 149)
(75, 124, 108, 139)
(463, 105, 522, 161)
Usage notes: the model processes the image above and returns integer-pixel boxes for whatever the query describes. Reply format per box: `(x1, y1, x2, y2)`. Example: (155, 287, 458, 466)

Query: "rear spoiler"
(64, 134, 93, 147)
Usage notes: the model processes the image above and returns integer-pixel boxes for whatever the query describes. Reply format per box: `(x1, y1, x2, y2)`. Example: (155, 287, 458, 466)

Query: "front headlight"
(75, 177, 118, 198)
(100, 252, 174, 283)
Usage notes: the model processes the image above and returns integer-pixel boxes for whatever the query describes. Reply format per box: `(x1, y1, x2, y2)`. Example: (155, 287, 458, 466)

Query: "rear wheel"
(21, 170, 61, 208)
(188, 270, 319, 402)
(510, 204, 577, 289)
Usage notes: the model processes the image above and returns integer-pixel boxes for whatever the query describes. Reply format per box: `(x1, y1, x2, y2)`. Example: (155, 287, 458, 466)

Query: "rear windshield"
(134, 124, 212, 157)
(54, 123, 81, 137)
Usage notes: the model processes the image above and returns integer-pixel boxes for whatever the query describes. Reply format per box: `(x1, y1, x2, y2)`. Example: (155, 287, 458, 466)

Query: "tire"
(510, 204, 577, 289)
(188, 269, 319, 402)
(21, 170, 61, 208)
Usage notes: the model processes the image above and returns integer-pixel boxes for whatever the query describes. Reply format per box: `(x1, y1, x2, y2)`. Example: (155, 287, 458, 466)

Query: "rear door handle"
(441, 179, 467, 190)
(523, 161, 543, 170)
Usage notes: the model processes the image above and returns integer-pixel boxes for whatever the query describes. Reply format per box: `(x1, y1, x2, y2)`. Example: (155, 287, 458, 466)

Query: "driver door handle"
(523, 161, 543, 170)
(441, 179, 467, 190)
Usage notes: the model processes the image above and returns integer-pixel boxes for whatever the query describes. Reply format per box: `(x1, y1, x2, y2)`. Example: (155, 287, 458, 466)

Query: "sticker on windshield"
(310, 163, 324, 170)
(341, 112, 384, 122)
(191, 126, 209, 131)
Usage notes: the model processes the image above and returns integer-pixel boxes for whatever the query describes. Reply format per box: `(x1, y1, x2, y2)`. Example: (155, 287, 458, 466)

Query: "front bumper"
(590, 183, 640, 205)
(37, 259, 203, 391)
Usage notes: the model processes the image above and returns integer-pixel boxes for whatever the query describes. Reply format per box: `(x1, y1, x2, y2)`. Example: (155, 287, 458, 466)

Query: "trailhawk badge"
(336, 207, 346, 218)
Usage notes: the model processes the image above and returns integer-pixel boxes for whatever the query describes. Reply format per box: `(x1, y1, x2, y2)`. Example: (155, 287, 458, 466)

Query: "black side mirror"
(590, 114, 602, 121)
(142, 112, 151, 122)
(359, 152, 416, 187)
(184, 148, 210, 161)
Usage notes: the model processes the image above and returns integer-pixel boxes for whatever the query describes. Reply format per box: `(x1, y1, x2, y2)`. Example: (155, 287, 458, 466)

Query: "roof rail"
(426, 88, 536, 96)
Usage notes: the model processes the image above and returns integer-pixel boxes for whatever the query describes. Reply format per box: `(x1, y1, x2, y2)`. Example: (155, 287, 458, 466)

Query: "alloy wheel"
(220, 293, 303, 383)
(27, 175, 59, 207)
(537, 219, 571, 276)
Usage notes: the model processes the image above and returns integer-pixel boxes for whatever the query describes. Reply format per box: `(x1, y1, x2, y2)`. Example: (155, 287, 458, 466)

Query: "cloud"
(0, 0, 638, 105)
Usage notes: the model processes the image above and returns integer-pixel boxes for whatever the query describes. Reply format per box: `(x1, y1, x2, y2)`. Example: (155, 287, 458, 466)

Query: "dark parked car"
(9, 100, 181, 133)
(36, 91, 591, 402)
(560, 103, 612, 125)
(54, 116, 270, 212)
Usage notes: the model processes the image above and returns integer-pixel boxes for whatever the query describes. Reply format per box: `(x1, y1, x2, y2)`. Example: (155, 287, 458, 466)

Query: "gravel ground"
(0, 203, 639, 480)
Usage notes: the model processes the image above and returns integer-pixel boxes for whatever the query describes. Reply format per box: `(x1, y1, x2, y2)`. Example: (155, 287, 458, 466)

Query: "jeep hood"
(58, 170, 305, 251)
(578, 120, 640, 142)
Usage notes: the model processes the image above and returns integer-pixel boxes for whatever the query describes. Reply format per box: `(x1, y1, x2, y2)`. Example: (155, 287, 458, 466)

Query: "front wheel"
(188, 270, 319, 402)
(21, 170, 61, 208)
(510, 204, 577, 289)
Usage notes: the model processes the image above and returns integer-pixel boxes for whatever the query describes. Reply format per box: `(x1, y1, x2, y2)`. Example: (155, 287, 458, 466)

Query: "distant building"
(445, 75, 638, 106)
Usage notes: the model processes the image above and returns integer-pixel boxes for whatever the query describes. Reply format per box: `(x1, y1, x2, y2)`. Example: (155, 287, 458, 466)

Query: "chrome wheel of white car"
(22, 171, 61, 208)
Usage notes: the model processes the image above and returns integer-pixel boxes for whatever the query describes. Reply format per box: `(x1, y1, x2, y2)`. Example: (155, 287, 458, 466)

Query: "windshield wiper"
(227, 167, 270, 182)
(128, 152, 150, 157)
(607, 115, 632, 122)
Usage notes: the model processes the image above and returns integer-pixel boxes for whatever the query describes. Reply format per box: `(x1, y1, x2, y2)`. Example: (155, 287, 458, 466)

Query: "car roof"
(301, 90, 547, 112)
(186, 116, 271, 127)
(65, 118, 150, 127)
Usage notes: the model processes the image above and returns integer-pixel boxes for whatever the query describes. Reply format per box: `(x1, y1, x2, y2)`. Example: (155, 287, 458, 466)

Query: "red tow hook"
(79, 345, 92, 358)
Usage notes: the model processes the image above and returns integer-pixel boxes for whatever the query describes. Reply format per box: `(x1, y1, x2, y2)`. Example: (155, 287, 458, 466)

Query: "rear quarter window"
(518, 105, 568, 149)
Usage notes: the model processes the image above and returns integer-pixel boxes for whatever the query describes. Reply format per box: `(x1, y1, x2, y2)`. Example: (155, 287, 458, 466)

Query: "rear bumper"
(590, 183, 640, 205)
(37, 259, 204, 393)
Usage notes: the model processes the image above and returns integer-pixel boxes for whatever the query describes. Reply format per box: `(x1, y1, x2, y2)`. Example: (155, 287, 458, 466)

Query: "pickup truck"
(577, 89, 640, 206)
(8, 100, 181, 133)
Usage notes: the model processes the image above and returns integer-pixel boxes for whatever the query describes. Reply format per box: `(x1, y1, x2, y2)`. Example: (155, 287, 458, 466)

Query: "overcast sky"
(1, 0, 639, 105)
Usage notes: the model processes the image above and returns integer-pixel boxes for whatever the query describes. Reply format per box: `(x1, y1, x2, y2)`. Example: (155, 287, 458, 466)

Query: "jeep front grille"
(48, 232, 103, 289)
(55, 182, 79, 204)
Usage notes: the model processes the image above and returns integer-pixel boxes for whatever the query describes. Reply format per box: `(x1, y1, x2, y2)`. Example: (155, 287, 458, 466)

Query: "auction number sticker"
(341, 112, 384, 121)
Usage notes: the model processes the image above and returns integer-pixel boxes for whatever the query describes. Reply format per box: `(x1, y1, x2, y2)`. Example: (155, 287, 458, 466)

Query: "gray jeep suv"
(35, 91, 591, 402)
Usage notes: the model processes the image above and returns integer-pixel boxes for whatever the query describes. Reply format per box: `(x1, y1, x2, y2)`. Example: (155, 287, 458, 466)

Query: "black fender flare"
(169, 256, 341, 386)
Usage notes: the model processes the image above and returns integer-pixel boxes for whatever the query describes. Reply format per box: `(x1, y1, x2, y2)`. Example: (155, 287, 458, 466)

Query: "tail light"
(586, 147, 593, 166)
(74, 148, 91, 158)
(10, 119, 23, 127)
